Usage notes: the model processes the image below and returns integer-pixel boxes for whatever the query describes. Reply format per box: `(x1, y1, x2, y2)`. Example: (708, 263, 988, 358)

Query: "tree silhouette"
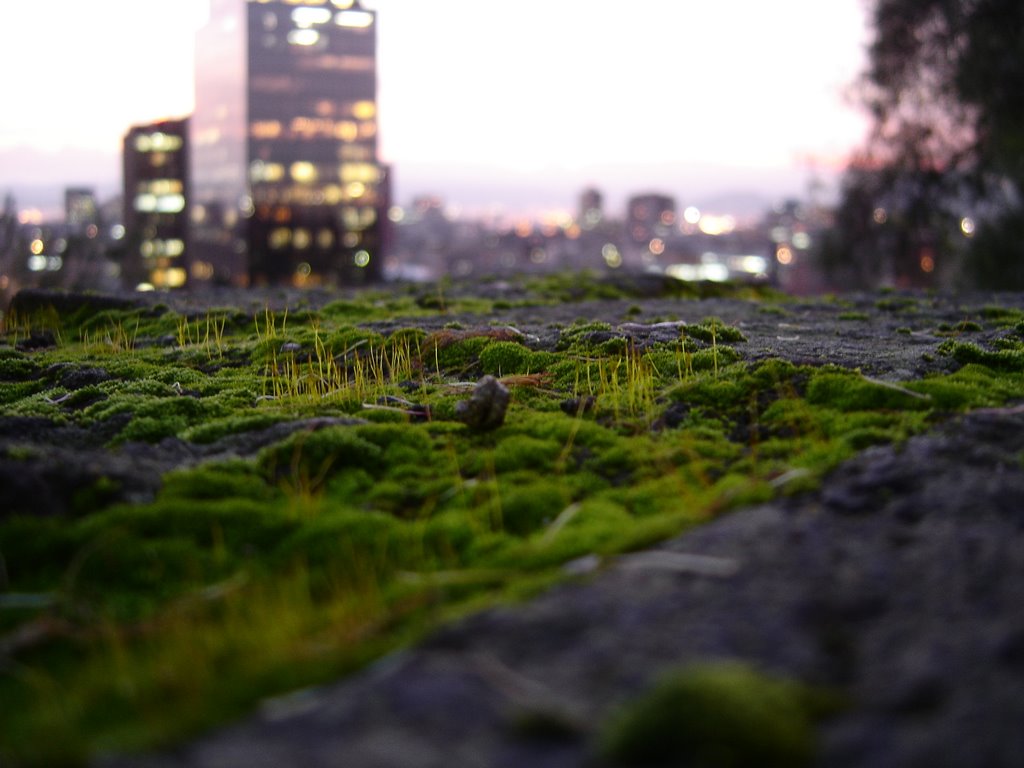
(823, 0, 1024, 288)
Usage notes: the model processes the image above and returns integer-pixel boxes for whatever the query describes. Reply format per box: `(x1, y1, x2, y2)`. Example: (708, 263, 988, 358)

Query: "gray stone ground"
(7, 285, 1024, 767)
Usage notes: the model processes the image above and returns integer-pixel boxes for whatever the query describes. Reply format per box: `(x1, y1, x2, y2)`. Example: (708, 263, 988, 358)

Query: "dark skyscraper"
(190, 0, 387, 287)
(123, 118, 190, 289)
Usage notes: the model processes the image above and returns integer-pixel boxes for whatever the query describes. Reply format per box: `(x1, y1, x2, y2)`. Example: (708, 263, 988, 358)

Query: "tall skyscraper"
(190, 0, 387, 287)
(123, 118, 190, 289)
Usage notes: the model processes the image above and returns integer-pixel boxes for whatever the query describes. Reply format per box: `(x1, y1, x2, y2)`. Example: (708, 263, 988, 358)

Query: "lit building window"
(269, 228, 292, 249)
(323, 185, 343, 204)
(164, 268, 188, 288)
(156, 194, 187, 214)
(341, 162, 379, 183)
(335, 10, 372, 28)
(335, 121, 358, 142)
(133, 132, 184, 153)
(317, 228, 335, 249)
(290, 162, 318, 183)
(251, 120, 283, 138)
(293, 228, 312, 249)
(287, 29, 321, 46)
(291, 7, 332, 27)
(351, 101, 375, 119)
(134, 194, 158, 212)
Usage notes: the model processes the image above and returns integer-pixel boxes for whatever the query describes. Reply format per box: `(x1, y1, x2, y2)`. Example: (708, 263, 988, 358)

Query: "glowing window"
(164, 268, 187, 288)
(292, 7, 331, 26)
(351, 101, 376, 119)
(251, 120, 283, 139)
(323, 185, 343, 204)
(331, 0, 354, 7)
(345, 182, 366, 199)
(156, 195, 186, 214)
(293, 229, 312, 250)
(335, 121, 358, 142)
(134, 132, 183, 153)
(141, 179, 183, 195)
(134, 193, 158, 212)
(341, 162, 379, 183)
(269, 228, 291, 249)
(288, 29, 321, 46)
(335, 10, 372, 27)
(317, 229, 335, 249)
(358, 121, 377, 139)
(290, 162, 318, 183)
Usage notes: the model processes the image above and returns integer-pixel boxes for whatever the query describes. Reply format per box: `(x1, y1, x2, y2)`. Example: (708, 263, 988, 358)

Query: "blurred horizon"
(0, 0, 870, 223)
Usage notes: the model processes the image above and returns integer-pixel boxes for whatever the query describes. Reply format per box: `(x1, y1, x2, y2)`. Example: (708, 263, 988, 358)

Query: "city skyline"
(0, 0, 871, 221)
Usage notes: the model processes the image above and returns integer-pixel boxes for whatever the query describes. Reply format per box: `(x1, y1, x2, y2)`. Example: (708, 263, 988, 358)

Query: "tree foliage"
(823, 0, 1024, 288)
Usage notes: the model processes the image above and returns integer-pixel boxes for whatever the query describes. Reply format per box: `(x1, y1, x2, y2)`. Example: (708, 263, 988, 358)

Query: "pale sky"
(0, 0, 871, 218)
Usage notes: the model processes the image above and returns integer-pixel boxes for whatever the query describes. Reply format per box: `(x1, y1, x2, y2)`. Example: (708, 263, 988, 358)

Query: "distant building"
(579, 187, 603, 230)
(64, 188, 99, 234)
(626, 193, 676, 245)
(190, 0, 388, 287)
(123, 117, 190, 289)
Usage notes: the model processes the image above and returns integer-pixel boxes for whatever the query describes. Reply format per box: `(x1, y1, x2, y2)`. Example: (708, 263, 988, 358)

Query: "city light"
(335, 10, 372, 28)
(602, 243, 622, 268)
(291, 7, 332, 27)
(287, 29, 320, 46)
(960, 216, 976, 236)
(698, 214, 736, 236)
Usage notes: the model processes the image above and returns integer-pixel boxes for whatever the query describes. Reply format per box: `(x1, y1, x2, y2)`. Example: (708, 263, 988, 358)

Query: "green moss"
(806, 371, 931, 412)
(4, 279, 1023, 764)
(499, 481, 569, 536)
(938, 340, 1024, 371)
(493, 434, 563, 472)
(0, 350, 37, 381)
(838, 311, 869, 321)
(684, 318, 748, 344)
(180, 414, 290, 444)
(600, 662, 819, 767)
(874, 296, 919, 312)
(259, 426, 383, 482)
(478, 341, 536, 376)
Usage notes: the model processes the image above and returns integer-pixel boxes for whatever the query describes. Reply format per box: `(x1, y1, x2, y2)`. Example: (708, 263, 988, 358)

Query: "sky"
(0, 0, 872, 220)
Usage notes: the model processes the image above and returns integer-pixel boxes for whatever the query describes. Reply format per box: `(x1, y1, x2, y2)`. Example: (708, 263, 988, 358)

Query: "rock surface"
(60, 286, 1022, 768)
(97, 404, 1024, 768)
(456, 375, 511, 431)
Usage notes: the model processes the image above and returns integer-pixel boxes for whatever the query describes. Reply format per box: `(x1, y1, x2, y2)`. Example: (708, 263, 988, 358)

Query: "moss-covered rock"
(600, 662, 819, 767)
